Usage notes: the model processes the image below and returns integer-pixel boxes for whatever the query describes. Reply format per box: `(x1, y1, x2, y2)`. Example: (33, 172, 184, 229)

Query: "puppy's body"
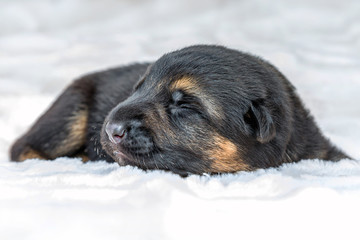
(11, 63, 149, 163)
(10, 45, 349, 176)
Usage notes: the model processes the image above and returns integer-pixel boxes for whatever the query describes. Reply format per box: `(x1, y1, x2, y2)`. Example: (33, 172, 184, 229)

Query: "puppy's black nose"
(105, 122, 126, 144)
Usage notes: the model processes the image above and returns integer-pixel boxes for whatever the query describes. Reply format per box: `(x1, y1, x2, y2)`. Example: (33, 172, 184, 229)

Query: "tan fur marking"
(144, 104, 178, 145)
(53, 109, 88, 157)
(170, 77, 223, 120)
(170, 77, 198, 93)
(208, 135, 250, 172)
(310, 149, 328, 160)
(18, 148, 46, 162)
(77, 154, 90, 163)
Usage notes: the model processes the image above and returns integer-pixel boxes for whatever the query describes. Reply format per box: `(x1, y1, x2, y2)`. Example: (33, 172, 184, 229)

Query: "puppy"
(10, 45, 350, 176)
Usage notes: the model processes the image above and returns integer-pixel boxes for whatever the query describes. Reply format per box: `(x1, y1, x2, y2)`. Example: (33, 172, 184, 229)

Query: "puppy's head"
(101, 45, 291, 176)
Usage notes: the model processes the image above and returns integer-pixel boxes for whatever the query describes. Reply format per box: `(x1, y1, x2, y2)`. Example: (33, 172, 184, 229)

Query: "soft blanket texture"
(0, 0, 359, 239)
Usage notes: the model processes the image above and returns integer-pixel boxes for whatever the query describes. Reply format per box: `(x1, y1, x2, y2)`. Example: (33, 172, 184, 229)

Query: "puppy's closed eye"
(168, 91, 202, 117)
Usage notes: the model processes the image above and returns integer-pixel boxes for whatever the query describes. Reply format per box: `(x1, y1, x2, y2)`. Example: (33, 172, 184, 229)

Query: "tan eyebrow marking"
(169, 77, 223, 120)
(170, 77, 198, 93)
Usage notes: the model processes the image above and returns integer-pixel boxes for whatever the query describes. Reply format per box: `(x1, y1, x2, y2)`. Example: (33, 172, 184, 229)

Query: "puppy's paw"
(10, 138, 46, 162)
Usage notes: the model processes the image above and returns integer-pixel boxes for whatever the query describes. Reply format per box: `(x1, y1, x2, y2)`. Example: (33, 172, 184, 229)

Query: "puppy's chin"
(104, 142, 137, 166)
(100, 127, 129, 166)
(112, 150, 128, 166)
(100, 132, 146, 167)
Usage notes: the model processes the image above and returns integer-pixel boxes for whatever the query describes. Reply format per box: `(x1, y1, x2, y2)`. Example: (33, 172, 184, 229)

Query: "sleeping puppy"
(10, 45, 350, 176)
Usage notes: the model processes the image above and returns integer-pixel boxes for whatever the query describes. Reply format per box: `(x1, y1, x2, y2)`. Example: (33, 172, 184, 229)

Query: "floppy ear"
(244, 100, 276, 143)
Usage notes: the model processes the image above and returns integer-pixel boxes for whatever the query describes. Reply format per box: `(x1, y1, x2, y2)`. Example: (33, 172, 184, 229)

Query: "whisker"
(151, 151, 160, 170)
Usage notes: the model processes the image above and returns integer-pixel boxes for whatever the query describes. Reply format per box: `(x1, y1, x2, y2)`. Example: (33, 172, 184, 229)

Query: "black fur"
(10, 45, 350, 176)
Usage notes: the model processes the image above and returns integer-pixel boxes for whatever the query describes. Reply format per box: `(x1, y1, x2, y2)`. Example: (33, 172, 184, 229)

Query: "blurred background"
(1, 1, 360, 239)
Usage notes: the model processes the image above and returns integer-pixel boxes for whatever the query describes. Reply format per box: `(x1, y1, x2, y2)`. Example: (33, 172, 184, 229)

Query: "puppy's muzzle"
(104, 116, 155, 156)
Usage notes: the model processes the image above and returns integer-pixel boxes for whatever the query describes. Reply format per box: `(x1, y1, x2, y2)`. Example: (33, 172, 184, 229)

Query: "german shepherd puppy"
(10, 45, 350, 176)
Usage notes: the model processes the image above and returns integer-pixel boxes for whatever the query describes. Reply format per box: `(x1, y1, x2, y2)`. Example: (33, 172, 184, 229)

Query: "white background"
(0, 0, 359, 239)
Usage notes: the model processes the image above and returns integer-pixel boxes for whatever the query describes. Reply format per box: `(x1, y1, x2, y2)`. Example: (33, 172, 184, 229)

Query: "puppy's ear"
(244, 100, 276, 143)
